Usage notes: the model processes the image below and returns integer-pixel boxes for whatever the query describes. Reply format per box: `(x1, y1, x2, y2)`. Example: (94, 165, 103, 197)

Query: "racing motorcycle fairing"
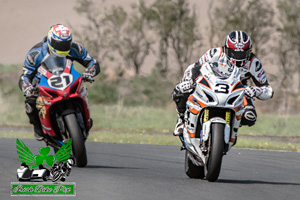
(36, 56, 91, 139)
(183, 61, 246, 166)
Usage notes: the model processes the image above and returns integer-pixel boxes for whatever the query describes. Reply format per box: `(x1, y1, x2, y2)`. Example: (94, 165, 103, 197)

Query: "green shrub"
(0, 64, 24, 102)
(87, 82, 119, 104)
(121, 70, 174, 106)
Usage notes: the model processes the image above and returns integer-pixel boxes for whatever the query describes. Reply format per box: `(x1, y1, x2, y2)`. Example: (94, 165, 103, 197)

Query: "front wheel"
(64, 113, 87, 167)
(205, 123, 225, 182)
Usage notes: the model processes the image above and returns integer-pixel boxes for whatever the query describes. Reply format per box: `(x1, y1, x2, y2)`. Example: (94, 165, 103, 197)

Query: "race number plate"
(47, 73, 73, 91)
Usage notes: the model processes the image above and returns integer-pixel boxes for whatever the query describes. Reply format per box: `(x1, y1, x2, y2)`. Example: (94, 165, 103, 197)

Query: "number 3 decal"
(215, 83, 229, 94)
(48, 73, 73, 90)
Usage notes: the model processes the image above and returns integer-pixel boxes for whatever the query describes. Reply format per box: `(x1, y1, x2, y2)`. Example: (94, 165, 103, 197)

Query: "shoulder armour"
(71, 43, 84, 56)
(26, 51, 40, 66)
(209, 48, 218, 58)
(254, 60, 262, 72)
(30, 41, 44, 50)
(248, 55, 268, 86)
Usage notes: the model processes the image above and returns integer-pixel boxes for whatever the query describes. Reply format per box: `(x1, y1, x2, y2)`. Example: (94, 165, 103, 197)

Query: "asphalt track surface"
(1, 138, 300, 200)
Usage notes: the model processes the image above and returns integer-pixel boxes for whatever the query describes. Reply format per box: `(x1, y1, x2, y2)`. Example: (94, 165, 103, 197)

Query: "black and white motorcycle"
(182, 59, 246, 182)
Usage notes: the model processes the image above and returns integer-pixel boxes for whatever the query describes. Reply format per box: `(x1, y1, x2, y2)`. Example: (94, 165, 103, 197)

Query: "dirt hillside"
(0, 0, 210, 65)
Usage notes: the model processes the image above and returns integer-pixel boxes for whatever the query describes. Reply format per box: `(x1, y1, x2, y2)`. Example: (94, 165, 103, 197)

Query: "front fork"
(201, 109, 231, 153)
(183, 107, 238, 152)
(202, 108, 242, 151)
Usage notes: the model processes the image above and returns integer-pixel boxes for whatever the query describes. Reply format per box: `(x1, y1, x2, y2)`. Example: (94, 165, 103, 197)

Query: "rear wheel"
(64, 113, 87, 167)
(205, 123, 225, 182)
(185, 151, 205, 179)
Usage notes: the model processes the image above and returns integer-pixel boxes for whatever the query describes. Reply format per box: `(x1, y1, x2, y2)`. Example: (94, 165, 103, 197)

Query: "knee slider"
(241, 106, 257, 127)
(24, 97, 40, 125)
(174, 93, 189, 114)
(25, 103, 34, 114)
(25, 97, 37, 114)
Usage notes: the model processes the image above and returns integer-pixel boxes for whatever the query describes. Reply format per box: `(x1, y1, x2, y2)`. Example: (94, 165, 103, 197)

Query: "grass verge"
(2, 104, 300, 137)
(1, 102, 300, 152)
(1, 130, 299, 152)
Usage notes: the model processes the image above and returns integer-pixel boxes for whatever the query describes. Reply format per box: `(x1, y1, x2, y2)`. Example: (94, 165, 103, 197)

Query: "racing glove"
(22, 82, 36, 97)
(244, 86, 263, 99)
(82, 66, 96, 83)
(176, 79, 194, 94)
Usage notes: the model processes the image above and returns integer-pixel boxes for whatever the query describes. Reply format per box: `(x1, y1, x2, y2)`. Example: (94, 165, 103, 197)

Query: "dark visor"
(49, 38, 72, 52)
(225, 48, 250, 60)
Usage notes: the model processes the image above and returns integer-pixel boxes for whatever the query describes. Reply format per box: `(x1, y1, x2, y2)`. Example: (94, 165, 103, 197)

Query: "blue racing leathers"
(19, 37, 100, 133)
(19, 37, 100, 89)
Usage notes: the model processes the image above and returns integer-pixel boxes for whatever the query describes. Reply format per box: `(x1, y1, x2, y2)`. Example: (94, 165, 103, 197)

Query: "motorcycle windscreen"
(210, 55, 234, 80)
(41, 54, 66, 75)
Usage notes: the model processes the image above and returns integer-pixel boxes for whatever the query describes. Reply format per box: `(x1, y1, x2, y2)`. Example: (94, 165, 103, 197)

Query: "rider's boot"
(33, 123, 45, 141)
(173, 113, 186, 150)
(173, 113, 184, 136)
(25, 97, 45, 141)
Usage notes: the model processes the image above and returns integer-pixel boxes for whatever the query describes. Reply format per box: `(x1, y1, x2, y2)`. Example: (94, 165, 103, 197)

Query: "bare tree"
(73, 0, 152, 76)
(138, 0, 173, 75)
(277, 0, 300, 93)
(103, 5, 152, 75)
(210, 0, 274, 57)
(123, 12, 152, 75)
(72, 0, 110, 63)
(272, 0, 300, 114)
(207, 0, 215, 47)
(169, 0, 202, 76)
(138, 0, 202, 76)
(273, 39, 295, 114)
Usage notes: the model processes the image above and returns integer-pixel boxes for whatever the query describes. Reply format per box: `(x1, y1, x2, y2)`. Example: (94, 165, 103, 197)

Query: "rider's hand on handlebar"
(22, 82, 37, 97)
(244, 86, 262, 99)
(82, 67, 96, 83)
(176, 79, 194, 94)
(82, 75, 94, 83)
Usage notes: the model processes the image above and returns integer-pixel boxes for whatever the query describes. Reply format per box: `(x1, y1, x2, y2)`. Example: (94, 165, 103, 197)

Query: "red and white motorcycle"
(183, 59, 245, 182)
(36, 55, 92, 167)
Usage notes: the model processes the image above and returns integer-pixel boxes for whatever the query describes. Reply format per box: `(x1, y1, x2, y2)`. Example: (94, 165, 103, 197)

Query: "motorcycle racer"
(172, 30, 274, 139)
(19, 24, 100, 141)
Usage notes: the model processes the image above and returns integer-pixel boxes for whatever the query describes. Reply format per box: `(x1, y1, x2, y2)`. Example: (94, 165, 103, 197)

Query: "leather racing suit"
(19, 37, 100, 140)
(172, 46, 274, 133)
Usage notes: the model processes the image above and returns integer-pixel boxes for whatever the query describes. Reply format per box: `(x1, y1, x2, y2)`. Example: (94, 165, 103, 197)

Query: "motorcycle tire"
(205, 123, 224, 182)
(64, 113, 87, 167)
(185, 151, 205, 179)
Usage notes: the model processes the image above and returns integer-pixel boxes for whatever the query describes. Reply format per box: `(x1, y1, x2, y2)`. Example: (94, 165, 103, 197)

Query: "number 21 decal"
(47, 73, 73, 90)
(215, 83, 229, 94)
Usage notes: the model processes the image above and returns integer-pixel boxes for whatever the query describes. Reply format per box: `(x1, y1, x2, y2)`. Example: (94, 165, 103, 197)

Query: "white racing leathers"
(183, 46, 273, 100)
(179, 47, 273, 181)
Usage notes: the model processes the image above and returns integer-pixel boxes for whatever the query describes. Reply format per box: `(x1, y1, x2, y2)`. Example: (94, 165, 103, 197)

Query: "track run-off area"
(1, 138, 300, 200)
